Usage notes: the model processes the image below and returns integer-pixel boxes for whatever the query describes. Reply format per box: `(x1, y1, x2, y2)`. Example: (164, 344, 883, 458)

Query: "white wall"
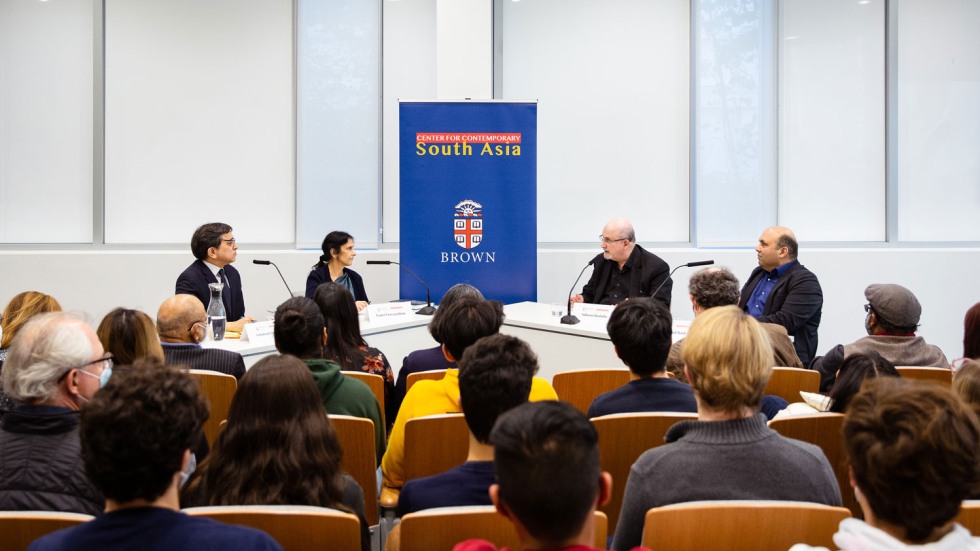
(3, 247, 976, 364)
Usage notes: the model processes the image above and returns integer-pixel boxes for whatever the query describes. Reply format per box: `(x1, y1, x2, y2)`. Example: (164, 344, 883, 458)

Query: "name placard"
(572, 303, 617, 321)
(241, 320, 275, 345)
(671, 320, 692, 344)
(365, 302, 414, 322)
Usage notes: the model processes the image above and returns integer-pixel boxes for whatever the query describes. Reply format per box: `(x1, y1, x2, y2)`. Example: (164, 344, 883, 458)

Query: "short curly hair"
(81, 360, 208, 503)
(688, 267, 740, 310)
(845, 377, 980, 543)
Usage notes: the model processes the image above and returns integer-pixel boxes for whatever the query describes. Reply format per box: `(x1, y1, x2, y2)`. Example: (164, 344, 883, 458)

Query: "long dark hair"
(828, 351, 899, 413)
(313, 282, 368, 368)
(964, 302, 980, 359)
(312, 231, 354, 270)
(181, 354, 346, 508)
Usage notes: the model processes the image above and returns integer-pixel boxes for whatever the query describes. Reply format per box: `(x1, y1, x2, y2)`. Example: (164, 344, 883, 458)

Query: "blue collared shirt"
(746, 259, 798, 318)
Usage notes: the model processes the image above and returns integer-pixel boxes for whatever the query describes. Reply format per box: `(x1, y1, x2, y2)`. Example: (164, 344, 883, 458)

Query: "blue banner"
(399, 101, 537, 304)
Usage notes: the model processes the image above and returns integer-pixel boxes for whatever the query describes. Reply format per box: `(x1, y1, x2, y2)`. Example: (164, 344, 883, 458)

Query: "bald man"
(157, 295, 246, 380)
(738, 226, 823, 367)
(571, 217, 672, 307)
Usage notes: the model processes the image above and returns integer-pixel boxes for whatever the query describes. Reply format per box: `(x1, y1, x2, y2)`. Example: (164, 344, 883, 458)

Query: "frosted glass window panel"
(382, 0, 437, 244)
(779, 0, 885, 242)
(0, 0, 94, 243)
(104, 0, 294, 244)
(297, 0, 381, 249)
(502, 0, 690, 243)
(897, 0, 980, 242)
(694, 0, 776, 246)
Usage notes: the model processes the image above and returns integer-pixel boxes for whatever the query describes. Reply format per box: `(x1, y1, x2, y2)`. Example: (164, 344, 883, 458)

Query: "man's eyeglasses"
(58, 353, 115, 382)
(599, 235, 628, 244)
(221, 238, 237, 245)
(863, 304, 872, 313)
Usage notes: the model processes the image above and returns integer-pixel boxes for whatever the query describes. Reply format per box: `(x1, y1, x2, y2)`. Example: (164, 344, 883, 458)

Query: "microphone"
(649, 260, 715, 302)
(561, 259, 596, 325)
(366, 260, 436, 315)
(252, 259, 294, 298)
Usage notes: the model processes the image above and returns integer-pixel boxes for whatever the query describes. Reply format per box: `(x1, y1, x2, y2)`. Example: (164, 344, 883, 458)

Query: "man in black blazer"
(738, 226, 823, 367)
(175, 222, 254, 333)
(571, 217, 672, 307)
(156, 294, 246, 380)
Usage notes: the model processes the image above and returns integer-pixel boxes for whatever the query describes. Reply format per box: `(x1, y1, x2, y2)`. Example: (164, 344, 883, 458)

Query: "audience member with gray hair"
(811, 284, 949, 392)
(0, 312, 108, 514)
(666, 267, 802, 378)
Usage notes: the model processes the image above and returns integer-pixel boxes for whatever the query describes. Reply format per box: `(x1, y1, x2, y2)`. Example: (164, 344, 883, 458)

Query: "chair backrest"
(591, 412, 697, 530)
(397, 506, 608, 551)
(896, 366, 953, 386)
(330, 414, 379, 525)
(764, 367, 820, 403)
(641, 501, 850, 551)
(187, 369, 238, 447)
(406, 369, 447, 393)
(0, 511, 93, 551)
(404, 413, 470, 481)
(184, 505, 361, 551)
(342, 370, 386, 429)
(768, 413, 856, 518)
(956, 500, 980, 534)
(552, 368, 631, 414)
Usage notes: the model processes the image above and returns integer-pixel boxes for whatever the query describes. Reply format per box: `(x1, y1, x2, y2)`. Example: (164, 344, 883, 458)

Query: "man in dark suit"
(570, 217, 672, 307)
(175, 222, 254, 333)
(738, 226, 823, 367)
(156, 295, 246, 380)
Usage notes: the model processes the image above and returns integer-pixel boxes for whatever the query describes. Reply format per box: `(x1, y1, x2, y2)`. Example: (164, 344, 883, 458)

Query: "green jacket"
(305, 358, 386, 464)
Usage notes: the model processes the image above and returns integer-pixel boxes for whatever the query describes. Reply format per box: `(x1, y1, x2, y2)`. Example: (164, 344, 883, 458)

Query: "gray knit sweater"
(611, 413, 842, 551)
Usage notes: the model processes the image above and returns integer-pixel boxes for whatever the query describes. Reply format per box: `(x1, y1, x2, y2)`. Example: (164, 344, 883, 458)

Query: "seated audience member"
(28, 361, 282, 551)
(156, 295, 246, 380)
(382, 296, 557, 489)
(586, 299, 697, 418)
(954, 302, 980, 371)
(182, 354, 369, 551)
(811, 284, 948, 392)
(175, 222, 256, 333)
(954, 359, 980, 419)
(273, 297, 384, 463)
(96, 307, 164, 365)
(306, 230, 369, 311)
(775, 352, 900, 418)
(397, 334, 537, 517)
(667, 267, 802, 376)
(612, 305, 842, 551)
(453, 401, 642, 551)
(313, 282, 395, 424)
(0, 291, 62, 416)
(393, 283, 484, 416)
(0, 313, 106, 515)
(790, 377, 980, 550)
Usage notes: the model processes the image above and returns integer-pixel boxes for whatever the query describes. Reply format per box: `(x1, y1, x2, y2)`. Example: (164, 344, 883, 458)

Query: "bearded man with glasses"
(0, 312, 108, 515)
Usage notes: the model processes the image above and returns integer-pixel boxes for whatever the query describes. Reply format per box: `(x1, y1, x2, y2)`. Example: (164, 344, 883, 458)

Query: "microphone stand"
(252, 260, 294, 297)
(365, 260, 436, 315)
(561, 260, 595, 325)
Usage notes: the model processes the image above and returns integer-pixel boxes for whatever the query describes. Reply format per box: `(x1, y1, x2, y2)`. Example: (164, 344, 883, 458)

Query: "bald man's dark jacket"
(581, 245, 672, 307)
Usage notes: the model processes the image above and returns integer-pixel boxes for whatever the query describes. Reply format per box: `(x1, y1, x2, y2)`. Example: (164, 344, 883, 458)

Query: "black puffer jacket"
(0, 405, 104, 515)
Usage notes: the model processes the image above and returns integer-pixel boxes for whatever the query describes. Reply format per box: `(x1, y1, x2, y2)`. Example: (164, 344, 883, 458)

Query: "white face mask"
(194, 322, 213, 345)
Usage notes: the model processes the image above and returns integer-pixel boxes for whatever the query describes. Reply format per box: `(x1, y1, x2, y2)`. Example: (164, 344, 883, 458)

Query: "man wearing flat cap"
(810, 283, 949, 392)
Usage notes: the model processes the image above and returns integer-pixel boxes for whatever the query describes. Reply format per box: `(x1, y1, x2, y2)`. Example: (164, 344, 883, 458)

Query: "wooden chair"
(397, 506, 608, 551)
(379, 413, 470, 509)
(764, 367, 819, 403)
(330, 414, 379, 526)
(896, 366, 953, 386)
(406, 369, 447, 393)
(184, 505, 361, 551)
(343, 370, 387, 430)
(641, 501, 850, 551)
(592, 412, 697, 531)
(552, 368, 631, 414)
(0, 511, 93, 551)
(768, 412, 856, 518)
(956, 500, 980, 533)
(187, 369, 238, 447)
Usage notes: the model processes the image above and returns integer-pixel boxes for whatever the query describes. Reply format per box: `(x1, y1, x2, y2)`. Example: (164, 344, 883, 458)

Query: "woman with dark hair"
(181, 354, 369, 551)
(96, 307, 164, 366)
(305, 231, 369, 311)
(312, 282, 394, 425)
(272, 296, 385, 462)
(774, 352, 900, 417)
(0, 291, 62, 415)
(953, 302, 980, 371)
(391, 283, 484, 415)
